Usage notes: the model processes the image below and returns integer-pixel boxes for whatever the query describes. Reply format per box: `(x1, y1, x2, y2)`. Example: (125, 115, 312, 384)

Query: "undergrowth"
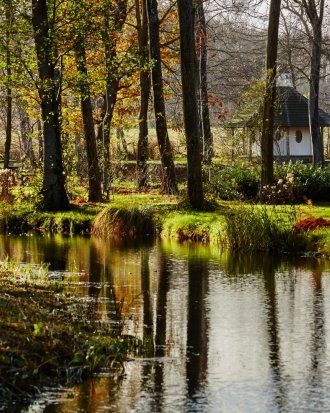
(224, 205, 311, 253)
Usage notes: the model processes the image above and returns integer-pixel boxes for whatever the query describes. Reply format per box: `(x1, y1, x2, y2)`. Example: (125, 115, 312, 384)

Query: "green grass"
(0, 202, 104, 234)
(1, 195, 330, 257)
(161, 210, 226, 243)
(298, 202, 330, 219)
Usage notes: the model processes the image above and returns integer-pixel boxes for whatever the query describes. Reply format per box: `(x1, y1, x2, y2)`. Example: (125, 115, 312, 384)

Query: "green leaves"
(33, 321, 44, 336)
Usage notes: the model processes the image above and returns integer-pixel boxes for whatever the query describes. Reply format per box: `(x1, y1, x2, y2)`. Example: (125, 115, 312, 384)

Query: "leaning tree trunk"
(136, 0, 151, 190)
(147, 0, 177, 195)
(177, 0, 204, 209)
(31, 0, 69, 211)
(260, 0, 282, 197)
(75, 37, 102, 202)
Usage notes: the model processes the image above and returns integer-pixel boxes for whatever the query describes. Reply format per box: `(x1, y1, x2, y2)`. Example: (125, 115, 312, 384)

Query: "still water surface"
(1, 234, 330, 413)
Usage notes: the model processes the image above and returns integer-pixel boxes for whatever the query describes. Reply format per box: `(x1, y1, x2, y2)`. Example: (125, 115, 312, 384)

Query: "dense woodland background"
(0, 0, 330, 209)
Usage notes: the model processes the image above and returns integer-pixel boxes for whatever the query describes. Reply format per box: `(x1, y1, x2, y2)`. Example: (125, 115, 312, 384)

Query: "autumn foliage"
(293, 217, 330, 232)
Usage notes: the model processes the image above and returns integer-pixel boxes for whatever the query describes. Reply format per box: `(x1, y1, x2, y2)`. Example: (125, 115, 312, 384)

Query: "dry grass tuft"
(92, 206, 155, 239)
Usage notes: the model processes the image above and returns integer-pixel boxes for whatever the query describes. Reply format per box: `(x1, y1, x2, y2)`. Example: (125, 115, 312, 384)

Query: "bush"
(260, 172, 298, 204)
(204, 165, 259, 200)
(274, 162, 330, 202)
(205, 162, 330, 203)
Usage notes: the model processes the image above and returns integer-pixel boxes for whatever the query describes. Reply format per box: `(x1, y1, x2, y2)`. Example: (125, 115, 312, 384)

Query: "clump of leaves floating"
(92, 206, 155, 239)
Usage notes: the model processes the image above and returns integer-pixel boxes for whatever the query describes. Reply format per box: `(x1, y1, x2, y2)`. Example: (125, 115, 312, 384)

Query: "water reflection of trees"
(186, 246, 209, 407)
(5, 237, 330, 413)
(308, 265, 326, 411)
(262, 258, 286, 411)
(261, 256, 327, 412)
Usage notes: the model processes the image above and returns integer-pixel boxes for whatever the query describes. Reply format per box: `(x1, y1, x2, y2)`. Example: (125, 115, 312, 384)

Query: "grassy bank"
(1, 195, 330, 257)
(0, 202, 104, 235)
(0, 261, 140, 409)
(91, 198, 330, 257)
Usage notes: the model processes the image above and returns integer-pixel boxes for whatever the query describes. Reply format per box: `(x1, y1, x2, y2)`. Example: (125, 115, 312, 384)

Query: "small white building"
(226, 85, 330, 162)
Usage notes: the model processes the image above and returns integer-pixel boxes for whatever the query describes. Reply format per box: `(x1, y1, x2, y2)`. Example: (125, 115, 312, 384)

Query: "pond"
(1, 234, 330, 413)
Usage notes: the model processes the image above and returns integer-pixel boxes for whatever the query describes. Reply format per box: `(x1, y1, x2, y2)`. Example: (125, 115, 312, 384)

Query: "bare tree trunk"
(98, 0, 128, 199)
(147, 0, 178, 194)
(136, 0, 151, 189)
(302, 0, 325, 166)
(196, 0, 213, 164)
(309, 24, 324, 166)
(75, 37, 102, 202)
(18, 106, 36, 168)
(287, 0, 324, 165)
(260, 0, 282, 195)
(4, 0, 12, 170)
(177, 0, 204, 209)
(37, 119, 43, 163)
(31, 0, 69, 211)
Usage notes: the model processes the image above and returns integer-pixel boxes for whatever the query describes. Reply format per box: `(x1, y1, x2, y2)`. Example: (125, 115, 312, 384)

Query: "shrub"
(259, 172, 298, 204)
(205, 162, 330, 203)
(274, 162, 330, 202)
(204, 165, 259, 200)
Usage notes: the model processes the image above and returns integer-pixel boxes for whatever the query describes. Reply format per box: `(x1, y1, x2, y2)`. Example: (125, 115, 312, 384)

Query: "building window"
(295, 130, 303, 143)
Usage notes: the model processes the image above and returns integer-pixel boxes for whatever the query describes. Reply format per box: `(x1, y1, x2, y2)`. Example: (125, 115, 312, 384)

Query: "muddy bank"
(0, 266, 135, 411)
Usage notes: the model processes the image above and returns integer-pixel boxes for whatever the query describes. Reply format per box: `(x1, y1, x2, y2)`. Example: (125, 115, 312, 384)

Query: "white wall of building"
(274, 127, 312, 157)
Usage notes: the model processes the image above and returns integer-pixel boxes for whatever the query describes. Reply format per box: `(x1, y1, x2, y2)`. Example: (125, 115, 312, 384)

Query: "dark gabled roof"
(226, 86, 330, 128)
(276, 86, 330, 127)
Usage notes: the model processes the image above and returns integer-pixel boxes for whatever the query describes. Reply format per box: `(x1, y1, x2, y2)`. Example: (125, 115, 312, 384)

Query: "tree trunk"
(4, 0, 12, 170)
(31, 0, 69, 211)
(309, 25, 324, 166)
(260, 0, 282, 195)
(302, 0, 325, 166)
(196, 0, 213, 164)
(177, 0, 204, 209)
(37, 119, 43, 163)
(136, 0, 151, 189)
(147, 0, 178, 195)
(18, 107, 36, 168)
(98, 0, 128, 199)
(75, 37, 102, 202)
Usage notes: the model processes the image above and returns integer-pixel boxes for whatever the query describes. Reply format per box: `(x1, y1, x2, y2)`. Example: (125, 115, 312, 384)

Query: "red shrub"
(293, 217, 330, 231)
